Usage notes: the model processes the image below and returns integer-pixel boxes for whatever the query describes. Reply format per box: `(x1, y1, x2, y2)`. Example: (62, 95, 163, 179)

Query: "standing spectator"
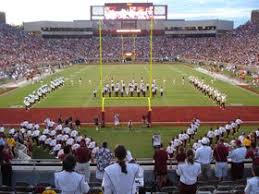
(102, 145, 140, 194)
(58, 145, 72, 161)
(246, 143, 259, 167)
(166, 143, 175, 169)
(153, 144, 168, 188)
(95, 142, 113, 181)
(176, 146, 187, 164)
(114, 114, 120, 128)
(244, 165, 259, 194)
(75, 118, 81, 130)
(213, 138, 229, 181)
(229, 140, 247, 180)
(128, 120, 133, 130)
(0, 145, 13, 186)
(75, 140, 92, 182)
(6, 135, 16, 157)
(55, 155, 90, 194)
(195, 137, 213, 180)
(176, 149, 201, 194)
(94, 117, 99, 131)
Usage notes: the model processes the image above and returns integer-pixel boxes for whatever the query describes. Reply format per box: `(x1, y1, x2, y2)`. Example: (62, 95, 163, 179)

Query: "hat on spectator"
(201, 137, 208, 145)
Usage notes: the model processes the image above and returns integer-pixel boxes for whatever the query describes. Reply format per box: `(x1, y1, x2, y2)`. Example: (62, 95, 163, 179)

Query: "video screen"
(104, 3, 154, 20)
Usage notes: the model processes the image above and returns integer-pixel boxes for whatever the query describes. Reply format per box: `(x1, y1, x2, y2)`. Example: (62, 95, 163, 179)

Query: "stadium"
(0, 1, 259, 194)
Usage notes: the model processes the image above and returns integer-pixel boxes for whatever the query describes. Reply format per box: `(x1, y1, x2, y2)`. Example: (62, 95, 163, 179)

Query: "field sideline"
(0, 63, 259, 108)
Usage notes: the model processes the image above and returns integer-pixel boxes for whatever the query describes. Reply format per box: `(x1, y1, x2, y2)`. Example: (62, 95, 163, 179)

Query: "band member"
(143, 88, 146, 97)
(137, 88, 140, 97)
(93, 89, 97, 97)
(115, 87, 119, 97)
(120, 88, 124, 97)
(108, 89, 112, 97)
(130, 87, 134, 97)
(160, 87, 164, 96)
(111, 82, 114, 91)
(146, 83, 149, 91)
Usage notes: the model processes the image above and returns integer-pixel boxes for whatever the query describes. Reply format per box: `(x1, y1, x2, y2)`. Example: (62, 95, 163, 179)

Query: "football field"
(0, 63, 259, 108)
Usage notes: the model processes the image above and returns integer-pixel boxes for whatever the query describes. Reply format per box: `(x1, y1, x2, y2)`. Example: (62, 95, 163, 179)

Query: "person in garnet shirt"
(0, 145, 13, 186)
(176, 146, 187, 164)
(153, 144, 168, 188)
(213, 138, 229, 181)
(75, 140, 92, 182)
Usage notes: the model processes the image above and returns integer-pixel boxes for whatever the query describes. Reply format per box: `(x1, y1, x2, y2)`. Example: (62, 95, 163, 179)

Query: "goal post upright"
(99, 20, 105, 126)
(148, 17, 154, 125)
(98, 17, 154, 127)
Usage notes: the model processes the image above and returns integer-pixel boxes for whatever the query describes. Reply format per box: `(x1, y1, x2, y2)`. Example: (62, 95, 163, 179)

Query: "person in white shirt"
(187, 127, 195, 141)
(225, 123, 232, 137)
(32, 129, 40, 146)
(207, 129, 215, 145)
(235, 118, 243, 130)
(102, 145, 140, 194)
(245, 165, 259, 194)
(55, 155, 90, 194)
(229, 140, 247, 180)
(176, 149, 201, 194)
(195, 137, 213, 180)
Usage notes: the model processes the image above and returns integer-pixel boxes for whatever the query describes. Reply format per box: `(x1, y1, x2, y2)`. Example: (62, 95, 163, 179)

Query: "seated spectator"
(55, 155, 90, 194)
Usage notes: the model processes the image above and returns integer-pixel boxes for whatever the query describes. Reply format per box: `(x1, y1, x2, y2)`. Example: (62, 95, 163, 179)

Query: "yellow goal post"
(98, 18, 154, 126)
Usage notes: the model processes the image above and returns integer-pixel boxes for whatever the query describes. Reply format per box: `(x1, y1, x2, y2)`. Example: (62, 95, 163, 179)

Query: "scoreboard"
(91, 3, 167, 20)
(104, 3, 153, 20)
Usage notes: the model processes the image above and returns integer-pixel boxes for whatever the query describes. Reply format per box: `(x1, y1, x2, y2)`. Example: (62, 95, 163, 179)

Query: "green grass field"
(32, 124, 259, 159)
(0, 63, 259, 108)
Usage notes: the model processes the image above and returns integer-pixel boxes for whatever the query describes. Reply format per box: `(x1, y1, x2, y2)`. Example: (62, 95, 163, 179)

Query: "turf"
(0, 63, 259, 108)
(31, 124, 259, 159)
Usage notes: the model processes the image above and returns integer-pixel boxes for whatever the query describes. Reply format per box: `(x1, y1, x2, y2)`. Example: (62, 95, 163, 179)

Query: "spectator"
(244, 165, 259, 194)
(176, 146, 187, 164)
(246, 143, 259, 168)
(75, 140, 92, 182)
(229, 140, 247, 180)
(153, 143, 168, 188)
(55, 155, 90, 194)
(195, 137, 213, 179)
(102, 145, 140, 194)
(58, 145, 72, 161)
(75, 118, 81, 129)
(213, 138, 229, 181)
(176, 149, 201, 194)
(95, 142, 113, 181)
(0, 145, 13, 186)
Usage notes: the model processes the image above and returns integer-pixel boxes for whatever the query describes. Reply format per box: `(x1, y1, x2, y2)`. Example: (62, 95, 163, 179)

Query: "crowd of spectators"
(0, 22, 258, 82)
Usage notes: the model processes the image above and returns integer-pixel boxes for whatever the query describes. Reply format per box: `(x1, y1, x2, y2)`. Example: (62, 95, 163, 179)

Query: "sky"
(1, 0, 259, 27)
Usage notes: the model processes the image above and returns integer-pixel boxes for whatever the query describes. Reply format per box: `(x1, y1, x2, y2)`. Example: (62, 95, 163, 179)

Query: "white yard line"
(195, 67, 247, 86)
(195, 67, 259, 97)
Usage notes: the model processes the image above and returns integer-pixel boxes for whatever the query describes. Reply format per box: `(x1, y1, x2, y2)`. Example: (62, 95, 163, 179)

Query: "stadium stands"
(1, 22, 259, 81)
